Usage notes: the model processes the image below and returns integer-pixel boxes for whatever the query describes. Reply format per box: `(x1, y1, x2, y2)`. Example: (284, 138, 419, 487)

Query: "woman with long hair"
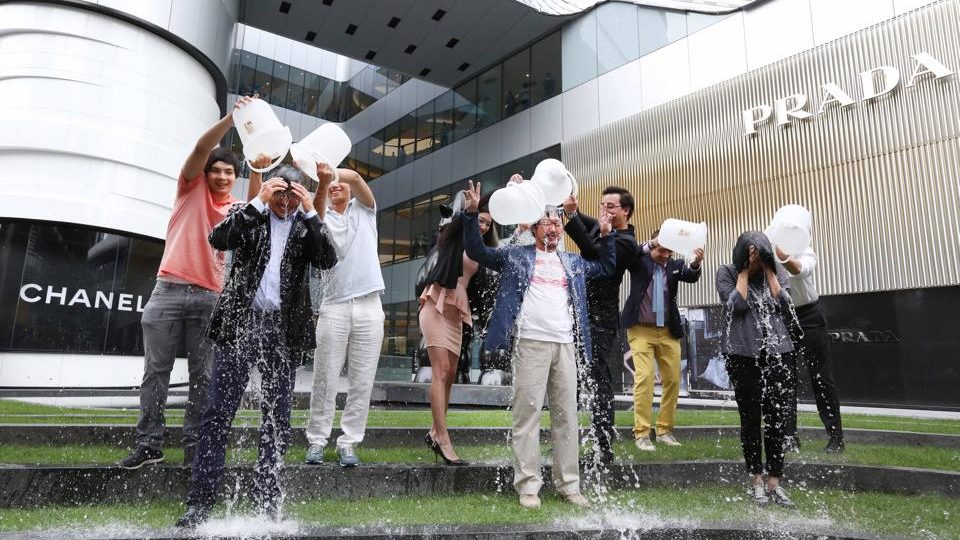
(715, 231, 797, 507)
(418, 193, 498, 464)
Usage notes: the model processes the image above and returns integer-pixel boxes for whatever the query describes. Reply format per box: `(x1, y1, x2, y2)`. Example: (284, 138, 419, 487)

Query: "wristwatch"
(565, 210, 578, 220)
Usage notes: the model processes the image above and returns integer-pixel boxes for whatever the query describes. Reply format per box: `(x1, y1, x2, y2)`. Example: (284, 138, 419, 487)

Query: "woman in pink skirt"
(419, 195, 498, 464)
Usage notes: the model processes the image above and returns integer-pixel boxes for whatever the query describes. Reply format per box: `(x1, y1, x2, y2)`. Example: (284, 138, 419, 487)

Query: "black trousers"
(726, 352, 793, 478)
(585, 321, 618, 460)
(784, 301, 843, 439)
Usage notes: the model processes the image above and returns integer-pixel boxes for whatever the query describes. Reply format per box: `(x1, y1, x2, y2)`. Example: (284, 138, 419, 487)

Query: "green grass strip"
(2, 399, 959, 434)
(2, 438, 957, 472)
(0, 487, 956, 538)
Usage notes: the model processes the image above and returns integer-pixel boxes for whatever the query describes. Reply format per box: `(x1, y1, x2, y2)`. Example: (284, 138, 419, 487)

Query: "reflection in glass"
(377, 208, 396, 265)
(272, 62, 290, 110)
(503, 48, 532, 117)
(476, 66, 502, 130)
(453, 80, 478, 141)
(287, 67, 306, 113)
(638, 8, 688, 56)
(254, 56, 275, 101)
(597, 2, 640, 74)
(399, 114, 417, 164)
(433, 91, 455, 148)
(531, 31, 562, 104)
(415, 102, 437, 157)
(0, 221, 164, 355)
(393, 202, 414, 263)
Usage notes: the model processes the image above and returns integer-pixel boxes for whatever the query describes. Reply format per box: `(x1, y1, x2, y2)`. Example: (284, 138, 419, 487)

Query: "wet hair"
(530, 205, 561, 233)
(732, 231, 776, 272)
(204, 147, 242, 175)
(266, 164, 307, 189)
(602, 185, 634, 219)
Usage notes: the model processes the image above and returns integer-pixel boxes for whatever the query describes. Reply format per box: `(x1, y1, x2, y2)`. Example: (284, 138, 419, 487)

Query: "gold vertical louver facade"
(564, 0, 960, 308)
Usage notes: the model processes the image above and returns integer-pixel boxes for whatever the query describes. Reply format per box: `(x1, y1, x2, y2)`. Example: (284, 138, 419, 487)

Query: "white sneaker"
(634, 437, 655, 451)
(657, 433, 682, 447)
(518, 494, 541, 509)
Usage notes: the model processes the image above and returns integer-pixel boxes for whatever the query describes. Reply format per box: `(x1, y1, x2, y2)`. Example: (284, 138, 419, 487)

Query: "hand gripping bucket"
(530, 158, 576, 206)
(766, 204, 812, 256)
(488, 180, 546, 225)
(290, 123, 353, 184)
(232, 100, 292, 173)
(658, 218, 708, 259)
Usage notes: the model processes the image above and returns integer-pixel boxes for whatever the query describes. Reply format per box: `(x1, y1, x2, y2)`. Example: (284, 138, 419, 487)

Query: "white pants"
(305, 292, 384, 449)
(511, 338, 580, 496)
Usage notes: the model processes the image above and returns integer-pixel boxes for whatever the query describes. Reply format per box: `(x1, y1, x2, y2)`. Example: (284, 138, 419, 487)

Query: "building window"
(476, 65, 502, 130)
(0, 221, 164, 356)
(452, 79, 478, 141)
(503, 48, 532, 117)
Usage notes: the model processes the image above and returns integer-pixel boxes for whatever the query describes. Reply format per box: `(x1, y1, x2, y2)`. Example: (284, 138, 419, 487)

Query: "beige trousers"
(511, 338, 580, 496)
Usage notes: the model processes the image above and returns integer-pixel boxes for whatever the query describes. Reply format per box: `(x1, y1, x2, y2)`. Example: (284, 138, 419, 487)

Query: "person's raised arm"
(183, 95, 254, 181)
(245, 154, 272, 201)
(462, 181, 505, 271)
(338, 167, 375, 210)
(562, 195, 602, 260)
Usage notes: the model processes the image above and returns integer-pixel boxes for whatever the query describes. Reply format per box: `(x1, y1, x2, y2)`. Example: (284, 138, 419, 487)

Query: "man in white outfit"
(303, 162, 384, 467)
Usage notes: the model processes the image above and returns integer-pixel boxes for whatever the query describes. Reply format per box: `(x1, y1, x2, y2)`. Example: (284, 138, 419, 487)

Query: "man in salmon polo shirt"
(120, 96, 262, 469)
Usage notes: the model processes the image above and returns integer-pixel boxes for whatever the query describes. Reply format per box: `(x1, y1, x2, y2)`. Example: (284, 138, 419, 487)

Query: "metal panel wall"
(564, 0, 960, 307)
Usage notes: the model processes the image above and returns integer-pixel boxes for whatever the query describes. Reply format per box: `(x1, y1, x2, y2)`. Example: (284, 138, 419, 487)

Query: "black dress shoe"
(174, 505, 210, 528)
(824, 436, 845, 454)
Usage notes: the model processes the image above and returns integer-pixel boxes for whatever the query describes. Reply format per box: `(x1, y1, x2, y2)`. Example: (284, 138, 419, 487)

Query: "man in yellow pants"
(621, 232, 703, 450)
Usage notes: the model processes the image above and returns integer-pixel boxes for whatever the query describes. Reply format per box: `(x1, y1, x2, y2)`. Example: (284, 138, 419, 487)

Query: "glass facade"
(348, 30, 562, 181)
(563, 3, 730, 91)
(0, 221, 164, 356)
(227, 50, 410, 123)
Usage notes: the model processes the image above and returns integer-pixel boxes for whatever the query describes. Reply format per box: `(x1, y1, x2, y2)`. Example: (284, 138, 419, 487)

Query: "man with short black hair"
(563, 185, 639, 464)
(121, 97, 263, 470)
(622, 229, 703, 451)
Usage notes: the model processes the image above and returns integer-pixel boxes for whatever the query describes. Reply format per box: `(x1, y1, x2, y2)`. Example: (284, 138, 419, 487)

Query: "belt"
(635, 321, 665, 329)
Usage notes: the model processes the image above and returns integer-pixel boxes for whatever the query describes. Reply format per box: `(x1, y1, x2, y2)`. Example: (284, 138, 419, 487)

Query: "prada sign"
(742, 52, 955, 135)
(829, 328, 901, 344)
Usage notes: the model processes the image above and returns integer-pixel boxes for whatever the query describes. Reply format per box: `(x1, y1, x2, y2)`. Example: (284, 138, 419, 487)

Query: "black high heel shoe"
(430, 436, 469, 466)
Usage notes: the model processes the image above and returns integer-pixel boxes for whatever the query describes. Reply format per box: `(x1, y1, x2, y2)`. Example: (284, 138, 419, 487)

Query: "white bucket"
(488, 181, 546, 225)
(290, 122, 353, 184)
(530, 158, 574, 205)
(658, 218, 708, 259)
(767, 204, 812, 255)
(232, 100, 292, 173)
(765, 221, 810, 256)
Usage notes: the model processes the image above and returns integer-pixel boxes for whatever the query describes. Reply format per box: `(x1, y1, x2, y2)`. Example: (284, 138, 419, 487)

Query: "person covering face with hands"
(175, 165, 338, 529)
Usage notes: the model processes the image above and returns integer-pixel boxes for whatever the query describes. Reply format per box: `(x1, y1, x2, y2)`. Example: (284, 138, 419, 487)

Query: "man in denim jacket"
(461, 181, 615, 510)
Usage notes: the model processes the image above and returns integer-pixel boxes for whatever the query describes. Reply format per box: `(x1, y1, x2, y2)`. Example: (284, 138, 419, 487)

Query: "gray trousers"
(136, 281, 218, 450)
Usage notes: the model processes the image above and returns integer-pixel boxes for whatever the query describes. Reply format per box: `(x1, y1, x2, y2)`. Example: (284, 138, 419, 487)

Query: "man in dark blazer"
(562, 187, 639, 465)
(621, 231, 703, 451)
(176, 165, 337, 528)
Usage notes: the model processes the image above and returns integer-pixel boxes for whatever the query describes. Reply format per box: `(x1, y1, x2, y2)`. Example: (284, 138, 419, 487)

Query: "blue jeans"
(187, 311, 295, 511)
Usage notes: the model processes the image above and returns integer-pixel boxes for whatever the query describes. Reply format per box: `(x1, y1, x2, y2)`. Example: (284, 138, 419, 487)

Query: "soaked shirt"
(249, 198, 317, 311)
(778, 247, 819, 307)
(715, 264, 795, 357)
(517, 250, 574, 343)
(320, 199, 385, 303)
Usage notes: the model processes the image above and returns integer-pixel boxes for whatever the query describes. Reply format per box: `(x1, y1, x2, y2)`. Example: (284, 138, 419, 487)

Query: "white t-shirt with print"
(517, 249, 574, 343)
